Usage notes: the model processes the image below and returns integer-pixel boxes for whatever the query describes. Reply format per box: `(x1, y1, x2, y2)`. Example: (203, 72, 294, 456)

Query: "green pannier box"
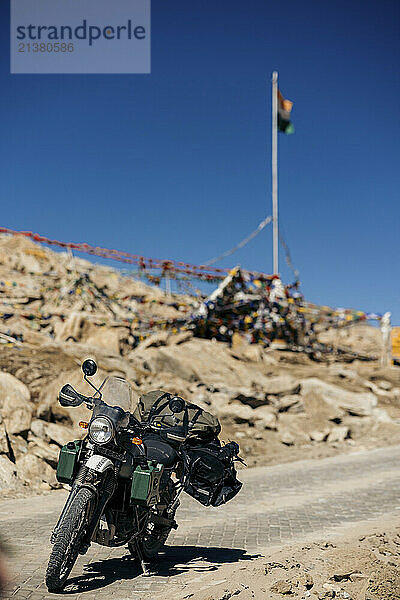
(56, 440, 82, 484)
(130, 462, 164, 506)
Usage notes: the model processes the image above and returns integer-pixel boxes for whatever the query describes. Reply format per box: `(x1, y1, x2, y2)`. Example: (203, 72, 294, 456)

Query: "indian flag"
(278, 89, 294, 134)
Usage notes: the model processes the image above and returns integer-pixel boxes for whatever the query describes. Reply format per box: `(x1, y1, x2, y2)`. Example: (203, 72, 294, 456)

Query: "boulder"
(131, 339, 276, 390)
(217, 400, 277, 429)
(14, 251, 42, 274)
(280, 432, 295, 446)
(28, 435, 59, 466)
(318, 323, 382, 356)
(371, 407, 392, 422)
(0, 372, 33, 434)
(30, 419, 47, 439)
(0, 421, 8, 454)
(0, 455, 18, 490)
(16, 453, 58, 487)
(327, 426, 349, 443)
(328, 364, 358, 381)
(36, 368, 99, 424)
(8, 434, 29, 460)
(32, 415, 79, 447)
(2, 403, 33, 435)
(42, 422, 76, 447)
(262, 351, 279, 366)
(264, 375, 300, 397)
(132, 331, 169, 352)
(0, 372, 30, 404)
(276, 395, 304, 413)
(364, 380, 393, 398)
(377, 380, 392, 391)
(270, 579, 293, 595)
(230, 343, 264, 363)
(22, 329, 51, 346)
(298, 573, 314, 589)
(300, 378, 377, 417)
(206, 391, 231, 413)
(36, 396, 70, 423)
(309, 429, 330, 443)
(253, 406, 278, 430)
(230, 389, 267, 409)
(133, 345, 200, 382)
(254, 418, 268, 430)
(242, 345, 264, 362)
(85, 326, 129, 355)
(302, 390, 345, 426)
(167, 331, 193, 346)
(141, 372, 192, 402)
(218, 402, 255, 424)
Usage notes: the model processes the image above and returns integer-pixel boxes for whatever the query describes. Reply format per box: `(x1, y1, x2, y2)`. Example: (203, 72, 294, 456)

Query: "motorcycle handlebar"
(59, 384, 92, 407)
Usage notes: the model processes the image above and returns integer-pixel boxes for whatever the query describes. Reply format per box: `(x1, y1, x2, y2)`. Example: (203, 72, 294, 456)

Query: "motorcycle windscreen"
(99, 376, 135, 413)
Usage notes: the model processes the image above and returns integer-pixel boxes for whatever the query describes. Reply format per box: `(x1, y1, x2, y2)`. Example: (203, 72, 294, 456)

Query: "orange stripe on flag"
(278, 89, 293, 113)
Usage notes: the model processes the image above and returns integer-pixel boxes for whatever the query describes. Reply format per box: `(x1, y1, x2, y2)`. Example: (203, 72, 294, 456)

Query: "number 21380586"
(18, 42, 74, 52)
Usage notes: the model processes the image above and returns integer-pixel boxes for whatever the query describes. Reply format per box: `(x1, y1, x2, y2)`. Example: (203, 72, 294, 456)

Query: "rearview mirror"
(169, 396, 185, 414)
(59, 384, 86, 407)
(82, 359, 97, 377)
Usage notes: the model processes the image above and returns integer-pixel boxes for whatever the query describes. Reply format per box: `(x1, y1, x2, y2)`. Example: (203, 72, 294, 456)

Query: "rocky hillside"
(0, 234, 400, 496)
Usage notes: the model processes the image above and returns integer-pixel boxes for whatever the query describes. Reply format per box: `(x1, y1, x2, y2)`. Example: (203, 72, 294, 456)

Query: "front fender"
(85, 454, 114, 473)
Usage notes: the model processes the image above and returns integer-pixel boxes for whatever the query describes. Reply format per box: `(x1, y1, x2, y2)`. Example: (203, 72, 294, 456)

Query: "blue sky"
(1, 1, 399, 322)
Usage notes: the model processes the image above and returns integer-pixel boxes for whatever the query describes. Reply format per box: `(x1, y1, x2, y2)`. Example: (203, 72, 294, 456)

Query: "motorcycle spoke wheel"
(141, 514, 176, 558)
(129, 481, 177, 561)
(45, 487, 94, 592)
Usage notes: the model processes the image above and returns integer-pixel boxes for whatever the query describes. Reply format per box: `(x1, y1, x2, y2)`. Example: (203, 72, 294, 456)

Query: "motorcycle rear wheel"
(128, 521, 172, 560)
(45, 487, 94, 591)
(128, 481, 176, 560)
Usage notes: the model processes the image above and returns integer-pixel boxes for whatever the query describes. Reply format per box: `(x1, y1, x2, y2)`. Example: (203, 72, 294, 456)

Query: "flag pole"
(272, 71, 279, 275)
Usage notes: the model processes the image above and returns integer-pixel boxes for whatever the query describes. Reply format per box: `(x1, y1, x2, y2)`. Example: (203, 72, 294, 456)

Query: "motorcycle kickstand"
(133, 539, 150, 577)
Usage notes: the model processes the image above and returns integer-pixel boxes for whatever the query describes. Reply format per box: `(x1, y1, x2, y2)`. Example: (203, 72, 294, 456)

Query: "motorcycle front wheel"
(45, 487, 95, 592)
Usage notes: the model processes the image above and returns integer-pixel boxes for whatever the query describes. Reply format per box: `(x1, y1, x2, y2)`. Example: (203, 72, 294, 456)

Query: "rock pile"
(0, 234, 400, 495)
(0, 233, 195, 356)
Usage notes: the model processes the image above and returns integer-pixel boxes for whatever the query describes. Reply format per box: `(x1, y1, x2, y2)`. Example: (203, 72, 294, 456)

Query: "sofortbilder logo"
(11, 0, 151, 74)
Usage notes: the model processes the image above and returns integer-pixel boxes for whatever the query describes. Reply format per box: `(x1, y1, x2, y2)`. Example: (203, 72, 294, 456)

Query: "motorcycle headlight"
(88, 417, 114, 444)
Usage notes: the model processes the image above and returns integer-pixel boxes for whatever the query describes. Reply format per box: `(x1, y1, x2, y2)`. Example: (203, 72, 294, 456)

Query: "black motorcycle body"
(45, 363, 184, 591)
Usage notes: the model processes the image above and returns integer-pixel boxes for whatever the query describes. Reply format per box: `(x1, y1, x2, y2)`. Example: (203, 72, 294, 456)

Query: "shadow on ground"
(62, 545, 261, 594)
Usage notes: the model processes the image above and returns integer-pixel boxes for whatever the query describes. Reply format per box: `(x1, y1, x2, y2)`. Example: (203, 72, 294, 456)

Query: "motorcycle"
(45, 359, 192, 591)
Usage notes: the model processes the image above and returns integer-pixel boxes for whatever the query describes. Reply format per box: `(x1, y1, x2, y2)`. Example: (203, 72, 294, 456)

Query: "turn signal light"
(79, 421, 89, 429)
(132, 437, 143, 445)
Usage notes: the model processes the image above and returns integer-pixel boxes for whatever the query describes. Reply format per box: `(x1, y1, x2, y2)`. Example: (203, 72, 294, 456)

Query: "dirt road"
(1, 445, 400, 599)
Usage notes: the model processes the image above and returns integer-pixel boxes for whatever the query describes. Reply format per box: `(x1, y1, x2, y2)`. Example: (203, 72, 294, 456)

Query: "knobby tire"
(45, 487, 94, 591)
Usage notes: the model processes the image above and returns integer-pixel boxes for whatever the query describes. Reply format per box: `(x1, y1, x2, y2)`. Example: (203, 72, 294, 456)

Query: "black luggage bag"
(183, 441, 242, 507)
(134, 390, 242, 507)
